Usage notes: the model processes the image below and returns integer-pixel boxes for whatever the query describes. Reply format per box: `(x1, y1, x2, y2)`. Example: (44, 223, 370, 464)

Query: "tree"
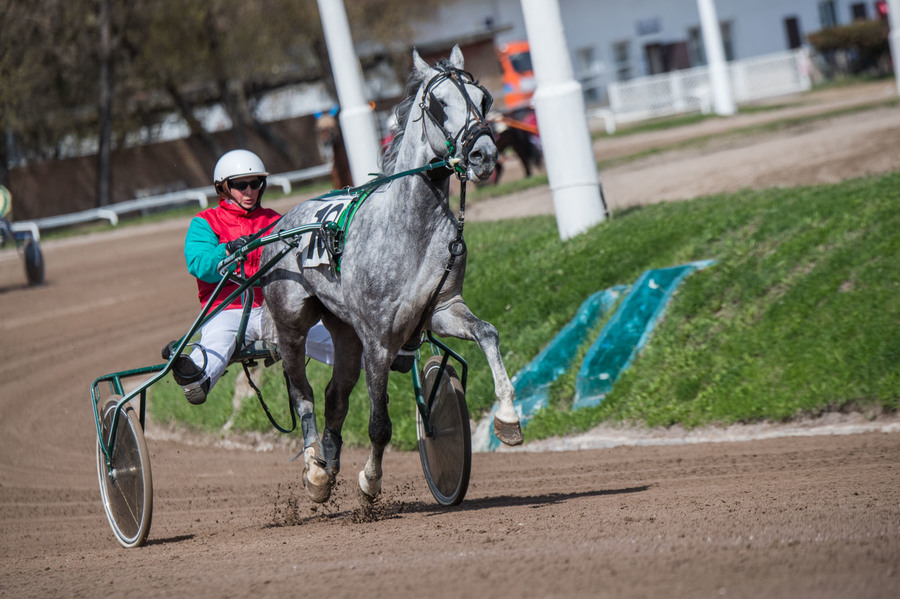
(97, 0, 114, 207)
(3, 0, 448, 202)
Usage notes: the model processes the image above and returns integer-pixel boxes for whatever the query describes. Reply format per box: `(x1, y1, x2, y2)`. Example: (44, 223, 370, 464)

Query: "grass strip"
(150, 170, 899, 449)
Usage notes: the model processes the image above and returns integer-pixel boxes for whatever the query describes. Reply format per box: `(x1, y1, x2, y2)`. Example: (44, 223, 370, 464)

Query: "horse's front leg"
(357, 350, 393, 504)
(430, 300, 524, 446)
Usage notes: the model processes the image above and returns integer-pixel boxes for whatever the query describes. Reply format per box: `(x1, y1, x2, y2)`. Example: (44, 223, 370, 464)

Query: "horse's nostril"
(469, 150, 484, 164)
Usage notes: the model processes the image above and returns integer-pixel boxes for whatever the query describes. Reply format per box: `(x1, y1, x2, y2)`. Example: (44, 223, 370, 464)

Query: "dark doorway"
(784, 17, 802, 50)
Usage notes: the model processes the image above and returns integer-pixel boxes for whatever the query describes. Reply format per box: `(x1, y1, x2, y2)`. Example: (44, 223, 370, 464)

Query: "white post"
(317, 0, 381, 185)
(888, 0, 900, 95)
(697, 0, 735, 115)
(520, 0, 607, 240)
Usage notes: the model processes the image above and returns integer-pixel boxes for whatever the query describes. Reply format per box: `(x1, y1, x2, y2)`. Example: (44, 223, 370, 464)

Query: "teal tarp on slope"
(573, 260, 715, 409)
(479, 286, 627, 452)
(475, 260, 714, 452)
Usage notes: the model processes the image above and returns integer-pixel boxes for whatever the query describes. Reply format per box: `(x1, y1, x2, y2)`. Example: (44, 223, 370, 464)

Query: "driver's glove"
(225, 235, 252, 254)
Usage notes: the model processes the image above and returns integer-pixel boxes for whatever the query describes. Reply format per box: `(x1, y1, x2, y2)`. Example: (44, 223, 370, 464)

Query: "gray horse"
(262, 46, 523, 505)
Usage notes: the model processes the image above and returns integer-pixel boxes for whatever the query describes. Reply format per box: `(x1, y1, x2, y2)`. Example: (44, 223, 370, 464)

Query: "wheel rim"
(417, 357, 471, 506)
(96, 399, 152, 547)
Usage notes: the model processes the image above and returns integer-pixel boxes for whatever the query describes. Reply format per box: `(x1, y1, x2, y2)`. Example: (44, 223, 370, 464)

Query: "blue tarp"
(475, 260, 714, 452)
(573, 260, 715, 409)
(479, 286, 627, 451)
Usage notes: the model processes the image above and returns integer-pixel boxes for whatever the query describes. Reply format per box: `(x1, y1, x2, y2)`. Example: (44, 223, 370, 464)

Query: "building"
(410, 0, 882, 105)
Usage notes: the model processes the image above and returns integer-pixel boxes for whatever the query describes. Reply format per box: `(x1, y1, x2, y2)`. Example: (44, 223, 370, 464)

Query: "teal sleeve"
(184, 217, 228, 283)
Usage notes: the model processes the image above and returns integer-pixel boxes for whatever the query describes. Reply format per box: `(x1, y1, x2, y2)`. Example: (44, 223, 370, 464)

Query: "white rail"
(606, 48, 811, 124)
(11, 163, 331, 236)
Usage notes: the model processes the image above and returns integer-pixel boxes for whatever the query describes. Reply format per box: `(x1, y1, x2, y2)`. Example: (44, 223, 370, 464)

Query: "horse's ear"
(449, 44, 464, 70)
(412, 48, 433, 79)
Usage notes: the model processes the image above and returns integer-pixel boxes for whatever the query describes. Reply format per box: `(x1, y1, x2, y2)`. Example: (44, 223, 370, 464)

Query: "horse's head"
(412, 46, 498, 183)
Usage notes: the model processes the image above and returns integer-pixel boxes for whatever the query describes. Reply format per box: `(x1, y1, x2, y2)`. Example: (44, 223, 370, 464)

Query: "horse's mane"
(380, 58, 454, 174)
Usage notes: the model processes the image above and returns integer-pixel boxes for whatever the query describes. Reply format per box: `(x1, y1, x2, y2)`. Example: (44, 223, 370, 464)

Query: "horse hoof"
(305, 478, 333, 503)
(493, 416, 524, 446)
(357, 485, 379, 506)
(304, 459, 335, 503)
(357, 471, 381, 505)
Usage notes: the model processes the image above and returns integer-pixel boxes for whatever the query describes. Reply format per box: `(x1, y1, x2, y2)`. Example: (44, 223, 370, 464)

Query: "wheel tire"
(23, 239, 44, 286)
(96, 397, 153, 548)
(417, 355, 471, 506)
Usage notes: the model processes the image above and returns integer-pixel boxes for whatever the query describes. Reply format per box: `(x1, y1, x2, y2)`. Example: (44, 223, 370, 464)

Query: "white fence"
(10, 163, 332, 241)
(606, 48, 812, 124)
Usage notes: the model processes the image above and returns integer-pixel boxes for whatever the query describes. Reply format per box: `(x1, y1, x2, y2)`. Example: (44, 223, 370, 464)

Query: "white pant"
(188, 306, 334, 389)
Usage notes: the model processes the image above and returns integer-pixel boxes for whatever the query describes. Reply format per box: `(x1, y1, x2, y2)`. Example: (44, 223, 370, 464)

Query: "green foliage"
(807, 19, 891, 76)
(152, 171, 900, 447)
(807, 20, 889, 53)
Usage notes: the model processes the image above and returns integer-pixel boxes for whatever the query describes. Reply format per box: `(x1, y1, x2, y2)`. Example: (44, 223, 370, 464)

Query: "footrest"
(233, 340, 281, 366)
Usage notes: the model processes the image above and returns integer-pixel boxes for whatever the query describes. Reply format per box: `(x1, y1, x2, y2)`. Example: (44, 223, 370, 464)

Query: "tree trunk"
(96, 0, 113, 208)
(164, 79, 224, 159)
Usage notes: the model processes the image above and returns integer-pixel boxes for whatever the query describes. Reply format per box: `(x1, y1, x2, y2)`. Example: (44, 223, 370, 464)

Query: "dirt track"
(1, 82, 899, 598)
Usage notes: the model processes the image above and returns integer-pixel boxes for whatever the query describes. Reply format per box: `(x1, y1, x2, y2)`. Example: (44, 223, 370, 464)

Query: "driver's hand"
(225, 235, 252, 254)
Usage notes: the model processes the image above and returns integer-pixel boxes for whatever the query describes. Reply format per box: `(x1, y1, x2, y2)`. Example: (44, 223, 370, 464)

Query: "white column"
(317, 0, 381, 185)
(888, 0, 900, 95)
(520, 0, 607, 240)
(697, 0, 735, 115)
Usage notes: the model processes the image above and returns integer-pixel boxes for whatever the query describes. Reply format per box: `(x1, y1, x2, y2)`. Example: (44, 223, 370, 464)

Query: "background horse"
(262, 46, 524, 505)
(489, 115, 543, 185)
(314, 111, 353, 190)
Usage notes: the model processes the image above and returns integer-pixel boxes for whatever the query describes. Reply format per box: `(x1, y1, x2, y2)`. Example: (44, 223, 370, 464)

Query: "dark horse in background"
(262, 46, 524, 506)
(488, 108, 542, 185)
(314, 110, 353, 190)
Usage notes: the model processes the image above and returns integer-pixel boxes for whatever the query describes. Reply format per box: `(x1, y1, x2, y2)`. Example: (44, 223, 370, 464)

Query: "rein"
(230, 66, 489, 353)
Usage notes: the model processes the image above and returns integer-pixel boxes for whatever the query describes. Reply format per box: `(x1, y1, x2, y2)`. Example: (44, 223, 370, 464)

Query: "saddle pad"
(296, 197, 351, 268)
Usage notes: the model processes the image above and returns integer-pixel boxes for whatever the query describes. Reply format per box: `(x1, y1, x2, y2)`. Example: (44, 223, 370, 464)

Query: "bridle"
(391, 68, 495, 353)
(418, 67, 494, 176)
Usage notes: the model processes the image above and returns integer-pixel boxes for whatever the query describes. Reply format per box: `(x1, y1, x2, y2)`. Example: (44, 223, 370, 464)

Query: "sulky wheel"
(96, 397, 153, 548)
(416, 355, 471, 506)
(22, 238, 44, 286)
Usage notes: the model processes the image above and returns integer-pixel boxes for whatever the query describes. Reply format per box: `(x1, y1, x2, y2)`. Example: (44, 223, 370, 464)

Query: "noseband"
(419, 68, 494, 177)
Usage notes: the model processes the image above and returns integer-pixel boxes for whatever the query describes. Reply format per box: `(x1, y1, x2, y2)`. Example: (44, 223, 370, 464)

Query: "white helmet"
(214, 149, 269, 184)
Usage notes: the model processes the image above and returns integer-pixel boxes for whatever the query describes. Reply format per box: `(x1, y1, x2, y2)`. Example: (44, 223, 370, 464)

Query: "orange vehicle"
(497, 40, 535, 109)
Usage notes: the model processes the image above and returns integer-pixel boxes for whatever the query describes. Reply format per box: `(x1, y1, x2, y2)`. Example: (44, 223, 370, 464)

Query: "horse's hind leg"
(277, 326, 335, 502)
(356, 351, 393, 504)
(430, 300, 524, 446)
(318, 317, 364, 484)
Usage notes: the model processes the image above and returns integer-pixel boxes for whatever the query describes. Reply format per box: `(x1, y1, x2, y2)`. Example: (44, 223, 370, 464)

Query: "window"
(784, 17, 802, 50)
(509, 52, 533, 75)
(720, 21, 734, 60)
(686, 21, 734, 66)
(576, 46, 602, 103)
(613, 41, 631, 81)
(688, 27, 705, 65)
(850, 3, 867, 20)
(818, 1, 837, 28)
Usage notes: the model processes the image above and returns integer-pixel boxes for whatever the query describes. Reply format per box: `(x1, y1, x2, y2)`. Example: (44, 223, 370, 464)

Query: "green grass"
(150, 170, 900, 449)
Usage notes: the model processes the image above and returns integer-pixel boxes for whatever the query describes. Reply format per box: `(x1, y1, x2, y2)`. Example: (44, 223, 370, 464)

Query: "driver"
(173, 149, 333, 404)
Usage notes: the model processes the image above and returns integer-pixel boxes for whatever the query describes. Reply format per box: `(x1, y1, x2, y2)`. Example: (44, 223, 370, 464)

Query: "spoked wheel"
(96, 397, 153, 548)
(416, 355, 471, 506)
(22, 238, 44, 286)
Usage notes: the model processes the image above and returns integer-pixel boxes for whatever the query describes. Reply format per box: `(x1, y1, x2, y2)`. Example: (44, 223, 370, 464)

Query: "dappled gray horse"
(262, 46, 523, 504)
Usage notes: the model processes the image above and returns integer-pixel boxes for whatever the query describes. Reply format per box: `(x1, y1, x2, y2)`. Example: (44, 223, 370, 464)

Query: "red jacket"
(184, 198, 281, 310)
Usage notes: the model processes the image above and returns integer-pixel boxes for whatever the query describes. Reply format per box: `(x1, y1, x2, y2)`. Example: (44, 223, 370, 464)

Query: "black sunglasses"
(229, 177, 264, 191)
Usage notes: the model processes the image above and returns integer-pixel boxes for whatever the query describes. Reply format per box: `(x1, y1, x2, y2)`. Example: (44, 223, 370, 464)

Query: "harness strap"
(403, 175, 468, 352)
(242, 362, 297, 434)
